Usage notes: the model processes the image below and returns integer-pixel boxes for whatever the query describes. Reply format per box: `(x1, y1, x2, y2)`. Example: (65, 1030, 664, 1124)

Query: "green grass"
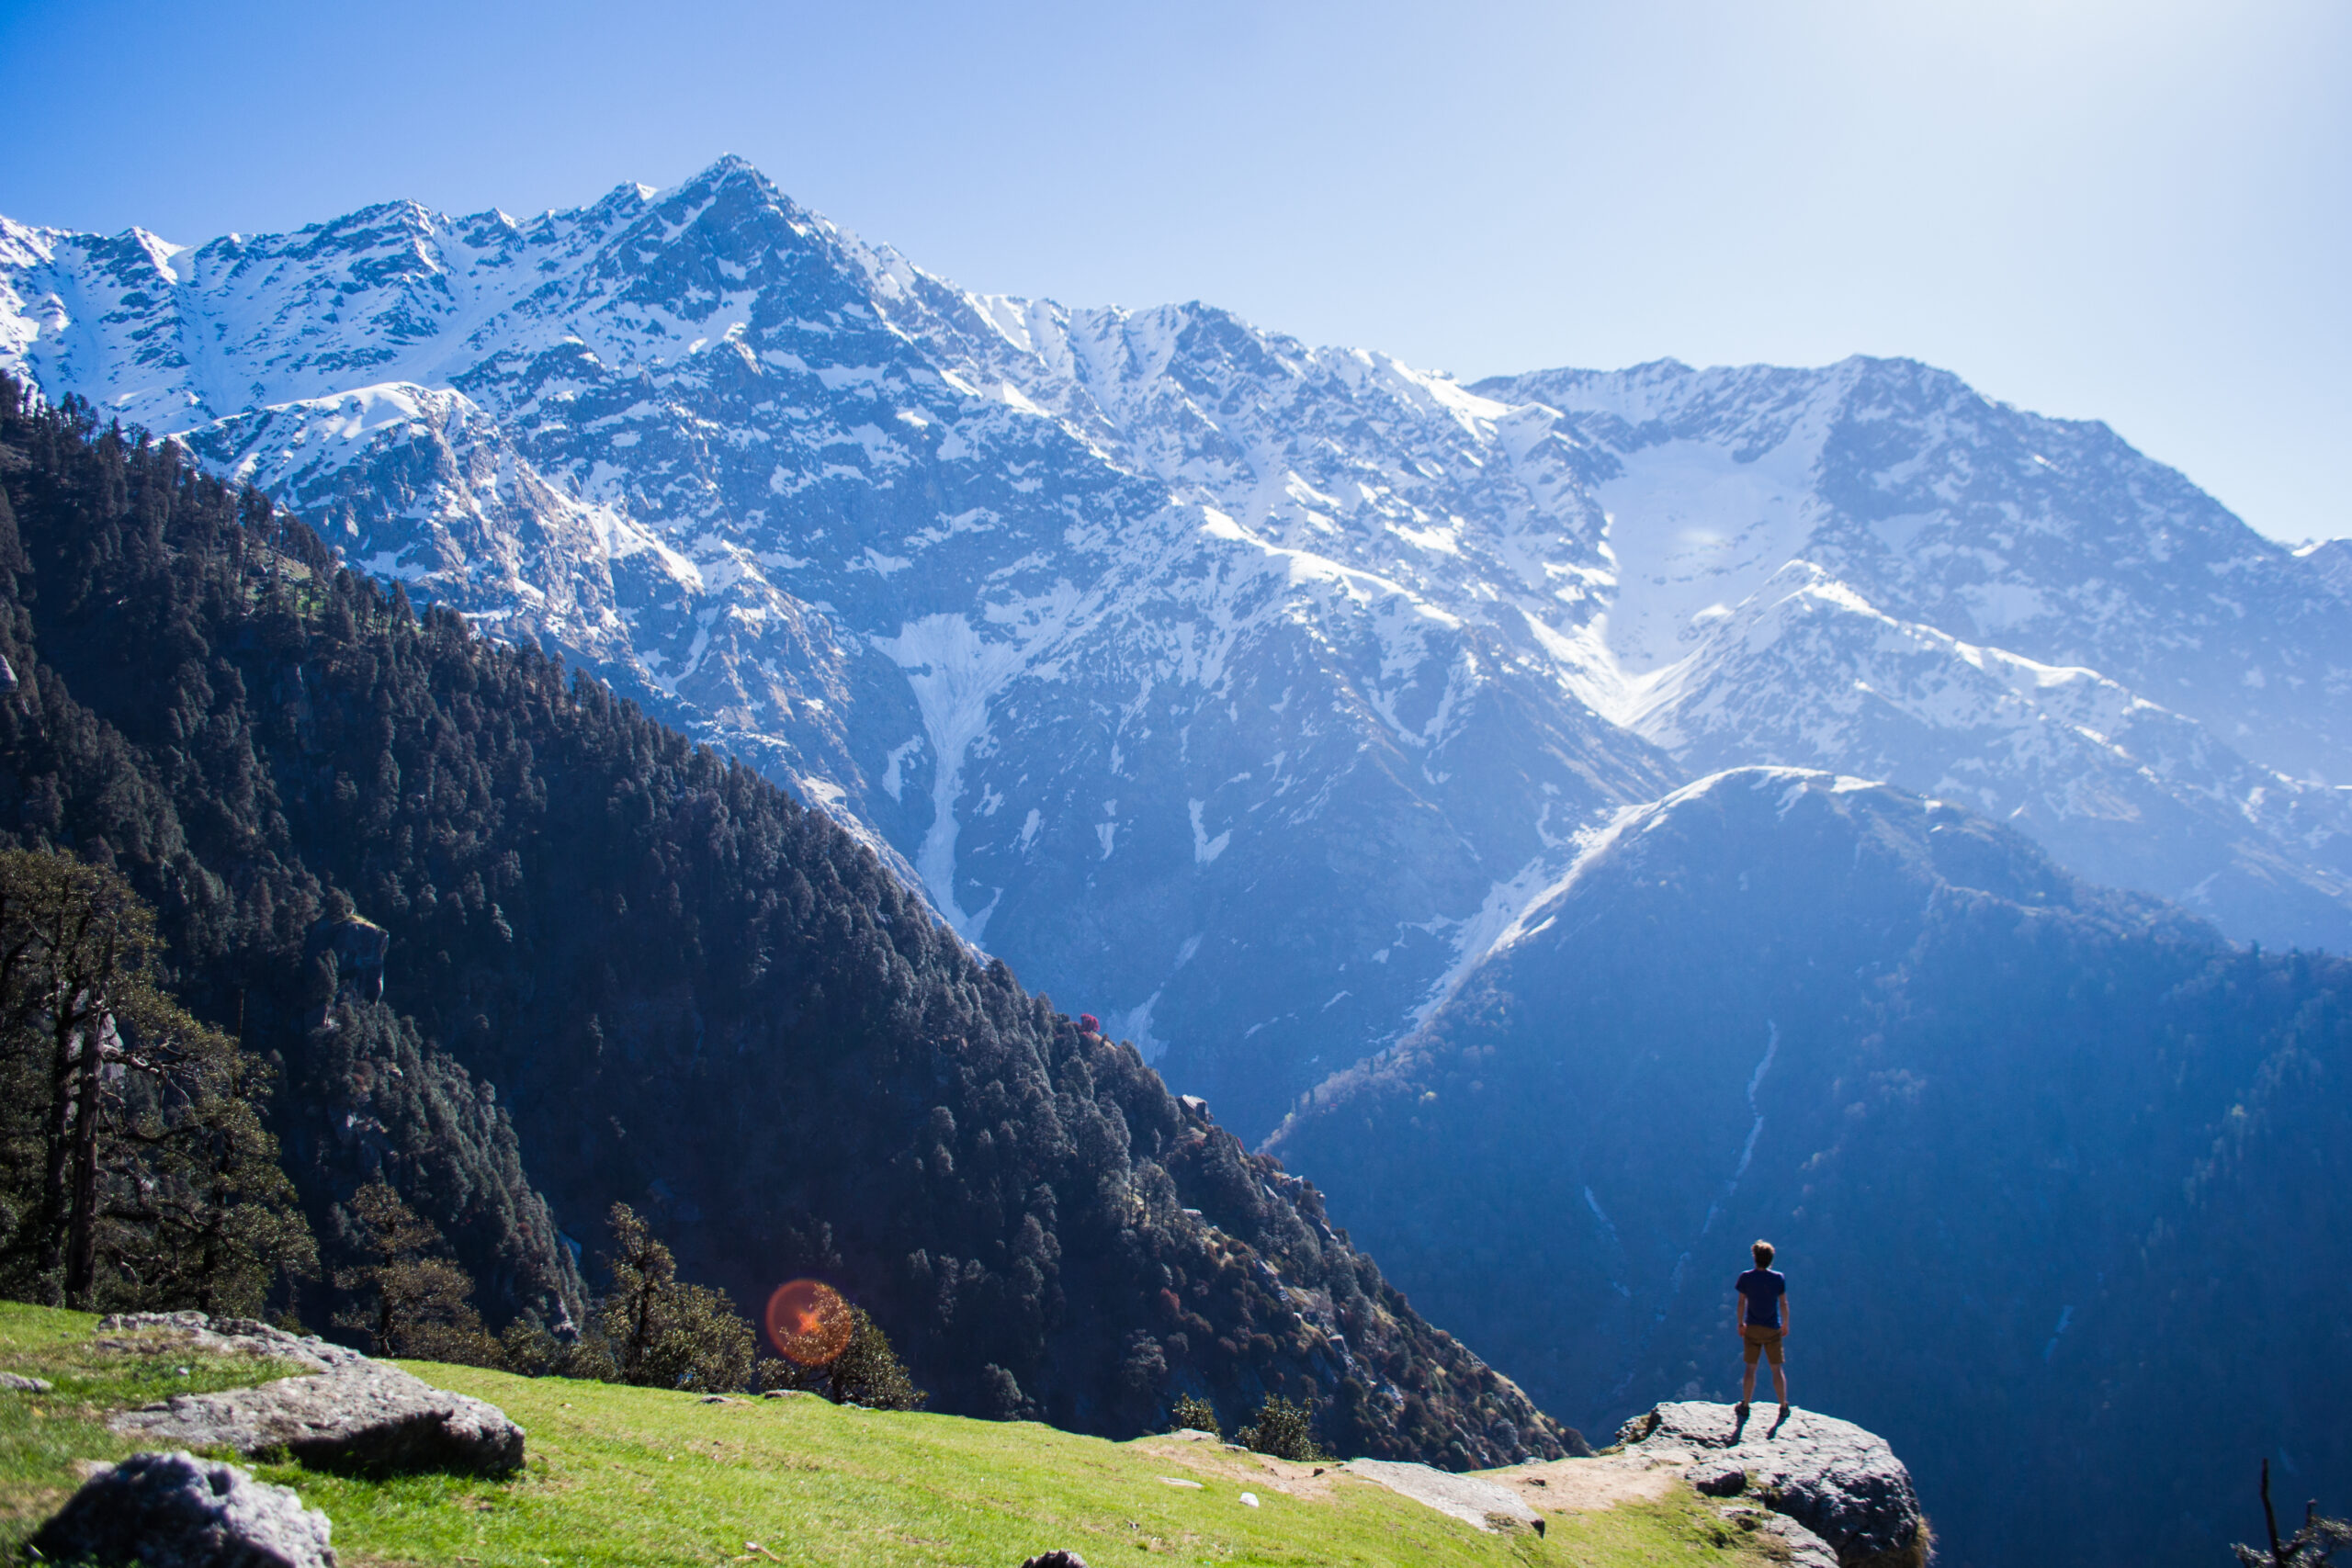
(0, 1302, 1776, 1567)
(0, 1300, 315, 1536)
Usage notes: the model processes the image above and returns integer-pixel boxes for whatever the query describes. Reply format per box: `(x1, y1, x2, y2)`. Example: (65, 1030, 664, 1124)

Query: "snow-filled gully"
(869, 613, 1037, 942)
(1703, 1021, 1780, 1236)
(1611, 1020, 1781, 1399)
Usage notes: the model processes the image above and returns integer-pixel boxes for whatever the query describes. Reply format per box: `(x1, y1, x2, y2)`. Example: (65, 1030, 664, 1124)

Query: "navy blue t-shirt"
(1737, 1267, 1786, 1327)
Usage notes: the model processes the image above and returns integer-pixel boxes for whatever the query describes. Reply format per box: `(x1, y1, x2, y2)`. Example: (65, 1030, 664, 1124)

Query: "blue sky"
(4, 0, 2344, 543)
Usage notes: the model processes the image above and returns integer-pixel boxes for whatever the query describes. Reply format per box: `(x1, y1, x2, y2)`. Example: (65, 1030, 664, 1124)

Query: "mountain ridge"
(6, 155, 2350, 1142)
(1270, 762, 2351, 1567)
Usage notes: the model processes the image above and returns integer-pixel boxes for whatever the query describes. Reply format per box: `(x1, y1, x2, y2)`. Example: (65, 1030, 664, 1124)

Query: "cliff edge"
(1614, 1401, 1930, 1568)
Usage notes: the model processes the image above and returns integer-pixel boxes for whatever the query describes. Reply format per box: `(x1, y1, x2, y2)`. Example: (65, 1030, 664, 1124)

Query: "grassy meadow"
(0, 1302, 1775, 1567)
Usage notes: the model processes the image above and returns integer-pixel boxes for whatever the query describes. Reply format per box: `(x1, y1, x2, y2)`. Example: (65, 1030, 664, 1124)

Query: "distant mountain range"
(6, 154, 2347, 1146)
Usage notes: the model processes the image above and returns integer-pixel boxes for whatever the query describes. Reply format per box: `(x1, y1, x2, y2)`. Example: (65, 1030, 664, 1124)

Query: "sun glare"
(766, 1279, 854, 1366)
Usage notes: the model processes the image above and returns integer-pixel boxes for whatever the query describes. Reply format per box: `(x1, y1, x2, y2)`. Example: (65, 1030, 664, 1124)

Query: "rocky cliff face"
(1617, 1401, 1929, 1568)
(7, 159, 2349, 1140)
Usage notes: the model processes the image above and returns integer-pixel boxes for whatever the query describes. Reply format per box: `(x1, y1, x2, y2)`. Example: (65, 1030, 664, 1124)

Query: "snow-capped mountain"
(2303, 537, 2352, 603)
(6, 156, 2348, 1134)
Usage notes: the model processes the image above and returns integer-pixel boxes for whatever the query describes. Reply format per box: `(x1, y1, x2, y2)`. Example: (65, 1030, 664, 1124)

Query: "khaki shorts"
(1742, 1325, 1785, 1366)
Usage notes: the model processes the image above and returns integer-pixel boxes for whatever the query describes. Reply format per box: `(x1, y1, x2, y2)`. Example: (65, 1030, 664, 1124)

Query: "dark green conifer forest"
(0, 374, 1567, 1465)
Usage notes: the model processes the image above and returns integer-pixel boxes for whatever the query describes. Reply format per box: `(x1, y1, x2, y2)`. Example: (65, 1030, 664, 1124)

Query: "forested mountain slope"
(1272, 768, 2352, 1564)
(0, 377, 1571, 1465)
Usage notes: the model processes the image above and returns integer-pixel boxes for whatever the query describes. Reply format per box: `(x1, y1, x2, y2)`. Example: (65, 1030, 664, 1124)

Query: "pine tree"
(589, 1203, 757, 1393)
(2235, 1459, 2352, 1568)
(0, 848, 313, 1309)
(814, 1308, 927, 1410)
(1238, 1393, 1327, 1461)
(1168, 1393, 1220, 1437)
(332, 1180, 499, 1366)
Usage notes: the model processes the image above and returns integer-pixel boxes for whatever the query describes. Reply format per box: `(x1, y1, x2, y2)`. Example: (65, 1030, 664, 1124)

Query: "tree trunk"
(63, 1008, 108, 1306)
(627, 1249, 656, 1382)
(195, 1168, 231, 1315)
(36, 990, 85, 1303)
(377, 1277, 397, 1356)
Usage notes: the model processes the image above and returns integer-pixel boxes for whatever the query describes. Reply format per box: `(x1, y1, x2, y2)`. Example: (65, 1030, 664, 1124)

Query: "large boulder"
(30, 1449, 334, 1568)
(112, 1360, 525, 1476)
(102, 1313, 523, 1476)
(1614, 1402, 1928, 1568)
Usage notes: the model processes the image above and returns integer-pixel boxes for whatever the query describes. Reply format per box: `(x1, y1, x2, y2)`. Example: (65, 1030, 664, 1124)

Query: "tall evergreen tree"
(332, 1179, 499, 1366)
(0, 847, 312, 1310)
(586, 1203, 757, 1393)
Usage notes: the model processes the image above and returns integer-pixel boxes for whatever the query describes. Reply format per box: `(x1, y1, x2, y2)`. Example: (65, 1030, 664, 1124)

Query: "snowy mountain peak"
(2300, 537, 2352, 603)
(6, 158, 2349, 1134)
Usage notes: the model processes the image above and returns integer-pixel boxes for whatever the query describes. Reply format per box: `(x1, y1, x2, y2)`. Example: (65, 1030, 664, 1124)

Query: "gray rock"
(95, 1312, 367, 1373)
(0, 1371, 51, 1391)
(1718, 1503, 1842, 1568)
(1339, 1458, 1543, 1532)
(1616, 1402, 1928, 1568)
(30, 1449, 334, 1568)
(97, 1310, 521, 1475)
(111, 1359, 524, 1476)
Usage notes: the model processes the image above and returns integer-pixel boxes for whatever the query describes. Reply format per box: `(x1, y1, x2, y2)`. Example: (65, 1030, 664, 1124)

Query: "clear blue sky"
(4, 0, 2345, 542)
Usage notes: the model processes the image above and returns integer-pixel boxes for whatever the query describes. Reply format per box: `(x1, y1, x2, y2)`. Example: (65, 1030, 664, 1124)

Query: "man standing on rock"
(1735, 1239, 1790, 1419)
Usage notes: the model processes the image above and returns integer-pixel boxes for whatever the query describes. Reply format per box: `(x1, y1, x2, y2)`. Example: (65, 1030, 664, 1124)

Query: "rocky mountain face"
(1479, 360, 2352, 952)
(8, 157, 2346, 1142)
(1270, 768, 2352, 1566)
(2303, 537, 2352, 603)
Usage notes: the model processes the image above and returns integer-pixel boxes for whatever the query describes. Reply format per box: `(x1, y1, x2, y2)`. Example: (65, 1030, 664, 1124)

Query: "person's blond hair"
(1752, 1240, 1775, 1267)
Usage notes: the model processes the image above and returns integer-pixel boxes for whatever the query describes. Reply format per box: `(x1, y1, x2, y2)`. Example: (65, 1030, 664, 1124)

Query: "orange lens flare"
(765, 1279, 853, 1366)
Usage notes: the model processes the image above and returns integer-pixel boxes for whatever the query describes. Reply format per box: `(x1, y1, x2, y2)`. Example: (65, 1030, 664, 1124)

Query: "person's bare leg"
(1739, 1355, 1757, 1413)
(1772, 1359, 1789, 1411)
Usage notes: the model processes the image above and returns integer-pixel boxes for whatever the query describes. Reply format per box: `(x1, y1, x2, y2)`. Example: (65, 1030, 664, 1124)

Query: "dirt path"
(1481, 1449, 1692, 1516)
(1132, 1429, 1699, 1531)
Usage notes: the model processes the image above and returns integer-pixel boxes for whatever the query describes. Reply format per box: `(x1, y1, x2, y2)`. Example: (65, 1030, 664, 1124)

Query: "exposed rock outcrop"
(1614, 1401, 1928, 1568)
(31, 1450, 334, 1568)
(96, 1312, 368, 1372)
(305, 910, 390, 1008)
(1339, 1459, 1543, 1533)
(1718, 1501, 1842, 1568)
(102, 1313, 523, 1476)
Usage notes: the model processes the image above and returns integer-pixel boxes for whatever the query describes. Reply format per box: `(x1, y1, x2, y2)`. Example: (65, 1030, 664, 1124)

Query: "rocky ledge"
(1613, 1401, 1929, 1568)
(98, 1311, 524, 1476)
